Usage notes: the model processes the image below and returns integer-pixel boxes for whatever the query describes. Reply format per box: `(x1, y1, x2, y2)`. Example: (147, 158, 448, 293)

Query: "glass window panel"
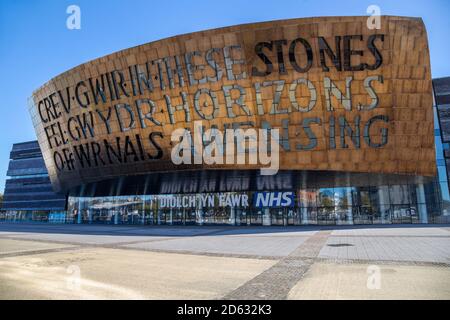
(438, 165, 448, 182)
(408, 185, 418, 204)
(435, 137, 444, 159)
(318, 188, 335, 207)
(360, 190, 371, 206)
(335, 206, 353, 224)
(374, 204, 391, 224)
(389, 185, 411, 204)
(317, 206, 335, 225)
(334, 187, 353, 208)
(376, 185, 391, 205)
(440, 182, 450, 201)
(298, 189, 318, 207)
(392, 205, 419, 224)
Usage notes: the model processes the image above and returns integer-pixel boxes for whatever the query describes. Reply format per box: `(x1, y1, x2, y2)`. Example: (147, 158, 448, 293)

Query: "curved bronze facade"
(29, 16, 434, 194)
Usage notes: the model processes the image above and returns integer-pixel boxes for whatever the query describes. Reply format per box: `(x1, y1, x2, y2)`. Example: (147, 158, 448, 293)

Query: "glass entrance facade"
(65, 181, 449, 226)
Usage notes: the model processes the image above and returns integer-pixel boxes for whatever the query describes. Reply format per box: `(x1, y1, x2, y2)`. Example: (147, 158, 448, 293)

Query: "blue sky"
(0, 0, 449, 192)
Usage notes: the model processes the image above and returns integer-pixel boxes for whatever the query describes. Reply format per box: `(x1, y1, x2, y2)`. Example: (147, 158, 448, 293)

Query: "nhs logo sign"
(253, 192, 295, 208)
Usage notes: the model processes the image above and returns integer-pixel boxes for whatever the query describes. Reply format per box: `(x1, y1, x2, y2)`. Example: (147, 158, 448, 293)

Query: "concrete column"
(230, 207, 236, 225)
(301, 207, 308, 224)
(114, 211, 119, 225)
(197, 209, 203, 225)
(416, 183, 428, 223)
(141, 199, 146, 225)
(88, 209, 92, 224)
(235, 208, 241, 226)
(378, 187, 389, 224)
(245, 211, 250, 226)
(262, 208, 271, 226)
(77, 209, 82, 224)
(335, 210, 342, 225)
(346, 190, 353, 225)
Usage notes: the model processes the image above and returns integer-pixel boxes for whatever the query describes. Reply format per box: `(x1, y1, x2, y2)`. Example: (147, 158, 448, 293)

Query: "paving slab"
(123, 235, 308, 257)
(331, 226, 450, 237)
(0, 239, 75, 255)
(0, 248, 275, 300)
(2, 233, 170, 245)
(319, 236, 450, 263)
(288, 262, 450, 300)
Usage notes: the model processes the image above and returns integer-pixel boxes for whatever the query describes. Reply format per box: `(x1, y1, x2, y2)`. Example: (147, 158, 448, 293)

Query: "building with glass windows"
(0, 141, 67, 222)
(5, 115, 449, 226)
(433, 77, 450, 194)
(3, 16, 450, 226)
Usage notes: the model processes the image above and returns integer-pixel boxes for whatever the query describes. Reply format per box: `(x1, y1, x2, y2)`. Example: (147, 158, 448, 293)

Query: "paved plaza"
(0, 223, 449, 299)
